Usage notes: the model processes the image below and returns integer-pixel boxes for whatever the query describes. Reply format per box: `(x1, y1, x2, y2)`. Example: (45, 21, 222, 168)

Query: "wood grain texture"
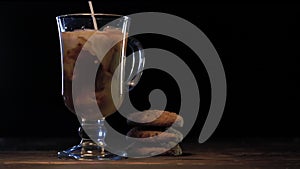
(0, 138, 300, 169)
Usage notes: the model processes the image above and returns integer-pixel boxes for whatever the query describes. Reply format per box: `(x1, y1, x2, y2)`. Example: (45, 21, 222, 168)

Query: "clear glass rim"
(56, 13, 129, 20)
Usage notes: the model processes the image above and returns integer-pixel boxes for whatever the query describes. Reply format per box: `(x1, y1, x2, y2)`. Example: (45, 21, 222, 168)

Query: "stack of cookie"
(126, 110, 184, 157)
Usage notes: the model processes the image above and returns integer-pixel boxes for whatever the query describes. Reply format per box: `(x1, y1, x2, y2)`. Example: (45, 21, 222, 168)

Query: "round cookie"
(127, 110, 184, 127)
(164, 144, 182, 156)
(126, 127, 183, 143)
(127, 143, 183, 157)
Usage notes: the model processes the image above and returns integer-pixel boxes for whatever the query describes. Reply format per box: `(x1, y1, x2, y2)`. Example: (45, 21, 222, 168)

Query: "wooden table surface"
(0, 138, 300, 169)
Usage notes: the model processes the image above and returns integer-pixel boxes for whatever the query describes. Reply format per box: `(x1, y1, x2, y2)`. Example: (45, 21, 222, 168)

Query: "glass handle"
(125, 37, 145, 91)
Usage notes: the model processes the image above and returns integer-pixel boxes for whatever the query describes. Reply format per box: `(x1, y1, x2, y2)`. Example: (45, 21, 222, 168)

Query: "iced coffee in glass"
(56, 14, 144, 160)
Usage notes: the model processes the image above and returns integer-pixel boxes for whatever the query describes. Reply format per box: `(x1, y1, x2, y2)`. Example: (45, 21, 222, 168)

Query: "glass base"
(58, 139, 126, 160)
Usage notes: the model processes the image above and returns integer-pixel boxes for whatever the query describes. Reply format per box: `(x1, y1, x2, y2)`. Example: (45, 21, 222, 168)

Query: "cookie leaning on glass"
(126, 110, 184, 156)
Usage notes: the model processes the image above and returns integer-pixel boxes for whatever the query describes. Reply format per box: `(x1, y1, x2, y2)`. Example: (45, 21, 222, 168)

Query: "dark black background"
(0, 2, 299, 141)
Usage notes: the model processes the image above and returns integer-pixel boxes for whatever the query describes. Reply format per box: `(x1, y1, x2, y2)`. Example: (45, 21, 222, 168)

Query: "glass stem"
(80, 118, 107, 155)
(96, 118, 107, 154)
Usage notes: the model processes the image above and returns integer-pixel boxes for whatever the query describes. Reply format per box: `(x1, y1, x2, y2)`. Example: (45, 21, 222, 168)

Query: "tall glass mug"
(56, 14, 145, 160)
